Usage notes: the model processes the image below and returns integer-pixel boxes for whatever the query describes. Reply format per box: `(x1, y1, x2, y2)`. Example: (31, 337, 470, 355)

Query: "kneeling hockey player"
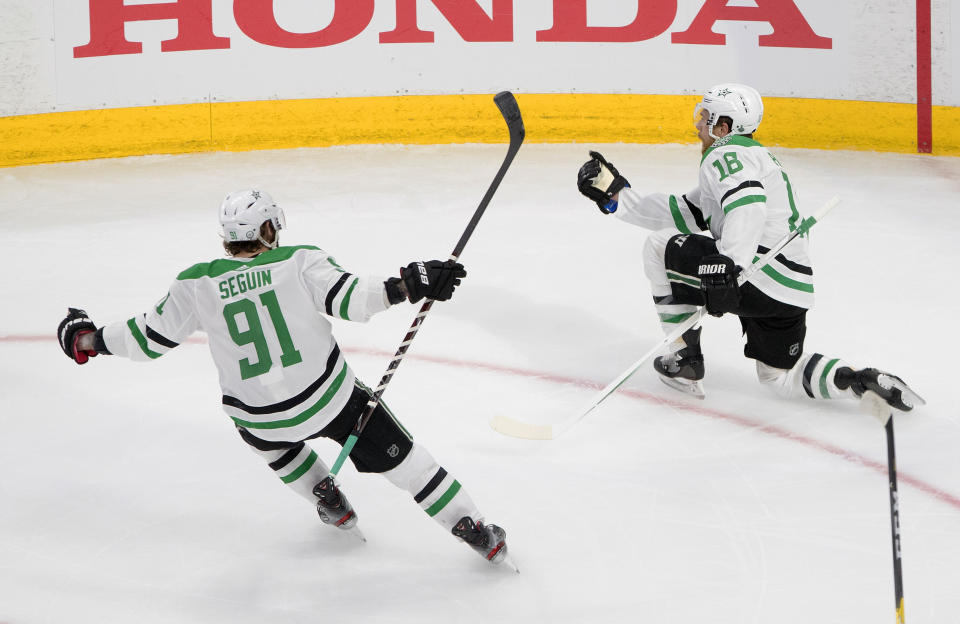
(576, 83, 921, 414)
(57, 189, 509, 564)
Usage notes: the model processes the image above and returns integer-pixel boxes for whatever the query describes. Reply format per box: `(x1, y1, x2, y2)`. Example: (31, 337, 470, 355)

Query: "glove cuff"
(608, 177, 629, 197)
(599, 182, 629, 214)
(598, 199, 617, 214)
(93, 327, 112, 355)
(71, 329, 95, 364)
(384, 277, 408, 305)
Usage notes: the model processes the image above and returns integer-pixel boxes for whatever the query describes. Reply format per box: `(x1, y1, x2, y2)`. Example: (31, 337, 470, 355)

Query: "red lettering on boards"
(380, 0, 513, 43)
(74, 0, 229, 58)
(73, 0, 831, 58)
(537, 1, 677, 43)
(234, 0, 374, 48)
(672, 0, 831, 49)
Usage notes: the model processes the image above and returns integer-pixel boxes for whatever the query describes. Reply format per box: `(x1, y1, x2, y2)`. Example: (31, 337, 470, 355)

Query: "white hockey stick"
(491, 196, 841, 440)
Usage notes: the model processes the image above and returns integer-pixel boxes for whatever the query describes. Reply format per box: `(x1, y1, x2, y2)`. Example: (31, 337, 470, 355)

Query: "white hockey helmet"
(219, 189, 285, 249)
(694, 83, 764, 139)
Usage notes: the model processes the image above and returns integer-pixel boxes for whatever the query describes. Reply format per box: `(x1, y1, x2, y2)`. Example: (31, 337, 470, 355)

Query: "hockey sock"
(756, 353, 854, 401)
(382, 443, 482, 532)
(653, 292, 699, 337)
(245, 439, 333, 503)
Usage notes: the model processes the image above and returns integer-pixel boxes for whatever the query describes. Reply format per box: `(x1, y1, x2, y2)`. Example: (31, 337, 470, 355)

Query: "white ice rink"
(2, 142, 959, 624)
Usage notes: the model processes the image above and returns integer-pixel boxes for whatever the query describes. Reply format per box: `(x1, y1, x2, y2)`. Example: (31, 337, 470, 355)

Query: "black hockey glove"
(57, 307, 99, 364)
(577, 151, 630, 214)
(698, 254, 741, 317)
(392, 260, 467, 304)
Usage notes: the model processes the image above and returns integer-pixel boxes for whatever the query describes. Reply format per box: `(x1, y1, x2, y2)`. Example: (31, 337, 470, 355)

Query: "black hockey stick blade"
(450, 92, 525, 259)
(494, 91, 525, 149)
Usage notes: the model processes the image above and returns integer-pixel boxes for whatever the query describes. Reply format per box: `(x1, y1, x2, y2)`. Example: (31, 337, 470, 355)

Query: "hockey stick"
(329, 91, 525, 476)
(859, 391, 908, 624)
(491, 195, 840, 440)
(886, 416, 906, 624)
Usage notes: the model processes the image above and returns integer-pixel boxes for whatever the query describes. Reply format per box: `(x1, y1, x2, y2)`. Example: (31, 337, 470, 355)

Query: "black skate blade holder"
(859, 377, 926, 425)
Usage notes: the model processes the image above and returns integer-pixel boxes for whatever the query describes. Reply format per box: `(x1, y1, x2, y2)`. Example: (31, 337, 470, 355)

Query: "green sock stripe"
(819, 358, 840, 399)
(425, 480, 461, 517)
(281, 450, 318, 483)
(658, 311, 695, 323)
(127, 318, 162, 359)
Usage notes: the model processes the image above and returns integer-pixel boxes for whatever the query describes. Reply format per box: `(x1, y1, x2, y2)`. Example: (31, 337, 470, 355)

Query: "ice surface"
(1, 143, 958, 623)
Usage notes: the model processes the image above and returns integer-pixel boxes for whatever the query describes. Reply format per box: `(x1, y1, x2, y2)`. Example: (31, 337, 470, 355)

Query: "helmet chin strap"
(701, 107, 722, 141)
(707, 111, 724, 140)
(257, 218, 280, 249)
(258, 233, 278, 249)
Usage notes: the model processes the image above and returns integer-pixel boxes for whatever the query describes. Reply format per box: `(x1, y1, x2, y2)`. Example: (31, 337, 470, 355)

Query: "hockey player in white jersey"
(576, 83, 921, 413)
(56, 189, 508, 564)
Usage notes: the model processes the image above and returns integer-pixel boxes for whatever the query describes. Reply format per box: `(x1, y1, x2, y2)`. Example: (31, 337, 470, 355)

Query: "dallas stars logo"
(716, 88, 732, 97)
(251, 190, 261, 200)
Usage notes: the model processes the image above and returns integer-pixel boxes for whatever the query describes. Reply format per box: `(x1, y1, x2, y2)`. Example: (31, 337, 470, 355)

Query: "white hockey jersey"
(616, 135, 814, 309)
(101, 245, 391, 442)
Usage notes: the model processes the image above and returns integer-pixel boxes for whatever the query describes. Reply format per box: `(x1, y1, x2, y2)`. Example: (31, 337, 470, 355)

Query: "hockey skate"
(313, 476, 364, 540)
(653, 344, 705, 399)
(452, 516, 512, 567)
(834, 367, 926, 412)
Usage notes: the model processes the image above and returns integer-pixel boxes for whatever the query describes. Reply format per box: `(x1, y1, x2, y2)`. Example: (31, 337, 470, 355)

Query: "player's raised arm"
(577, 151, 708, 233)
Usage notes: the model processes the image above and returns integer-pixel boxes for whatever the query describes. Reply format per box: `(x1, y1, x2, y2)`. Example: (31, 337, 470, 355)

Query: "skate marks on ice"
(3, 144, 960, 623)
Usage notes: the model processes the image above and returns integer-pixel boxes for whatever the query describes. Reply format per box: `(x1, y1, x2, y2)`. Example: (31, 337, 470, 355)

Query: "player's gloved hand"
(57, 307, 99, 364)
(577, 151, 630, 214)
(698, 254, 741, 317)
(389, 260, 467, 304)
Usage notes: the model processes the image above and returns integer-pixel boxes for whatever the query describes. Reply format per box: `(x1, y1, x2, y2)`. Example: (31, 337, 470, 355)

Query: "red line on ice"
(11, 333, 958, 511)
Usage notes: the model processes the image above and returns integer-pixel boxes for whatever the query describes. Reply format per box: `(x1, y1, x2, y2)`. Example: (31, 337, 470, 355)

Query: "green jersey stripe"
(667, 271, 701, 288)
(281, 450, 319, 483)
(177, 245, 321, 280)
(669, 195, 692, 234)
(819, 358, 840, 399)
(425, 480, 462, 517)
(127, 318, 163, 359)
(700, 135, 763, 164)
(781, 171, 801, 232)
(759, 264, 815, 293)
(230, 361, 349, 430)
(722, 194, 766, 214)
(339, 278, 359, 320)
